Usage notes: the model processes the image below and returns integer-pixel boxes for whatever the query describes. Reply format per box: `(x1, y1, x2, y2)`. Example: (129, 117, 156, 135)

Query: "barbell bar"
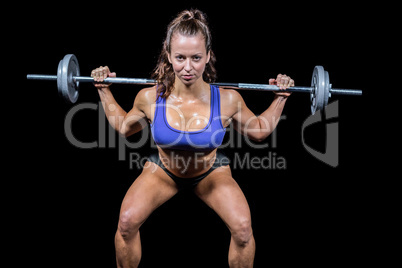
(26, 54, 362, 114)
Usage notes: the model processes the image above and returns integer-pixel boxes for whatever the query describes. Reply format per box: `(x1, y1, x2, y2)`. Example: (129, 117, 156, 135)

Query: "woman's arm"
(230, 74, 294, 142)
(92, 66, 149, 137)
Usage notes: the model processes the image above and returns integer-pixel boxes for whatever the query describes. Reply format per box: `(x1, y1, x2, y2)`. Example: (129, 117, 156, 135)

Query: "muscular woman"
(91, 9, 293, 268)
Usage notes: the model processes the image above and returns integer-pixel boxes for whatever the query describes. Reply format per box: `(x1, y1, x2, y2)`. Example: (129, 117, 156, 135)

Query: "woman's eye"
(176, 56, 184, 61)
(193, 56, 201, 61)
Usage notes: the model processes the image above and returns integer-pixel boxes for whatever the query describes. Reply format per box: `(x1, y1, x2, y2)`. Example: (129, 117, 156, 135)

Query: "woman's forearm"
(256, 95, 288, 140)
(97, 87, 128, 132)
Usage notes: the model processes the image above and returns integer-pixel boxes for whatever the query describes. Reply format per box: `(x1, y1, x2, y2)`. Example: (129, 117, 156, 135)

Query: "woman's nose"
(184, 59, 192, 71)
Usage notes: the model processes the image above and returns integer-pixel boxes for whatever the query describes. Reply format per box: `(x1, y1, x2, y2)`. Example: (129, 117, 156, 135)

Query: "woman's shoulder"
(218, 87, 244, 105)
(218, 86, 245, 116)
(136, 86, 157, 102)
(134, 86, 158, 110)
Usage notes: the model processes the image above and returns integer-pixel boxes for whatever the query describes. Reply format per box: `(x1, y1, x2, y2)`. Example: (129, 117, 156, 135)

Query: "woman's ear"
(167, 52, 172, 64)
(206, 50, 211, 64)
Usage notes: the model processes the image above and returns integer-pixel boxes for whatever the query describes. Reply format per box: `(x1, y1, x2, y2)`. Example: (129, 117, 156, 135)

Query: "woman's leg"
(115, 161, 179, 268)
(194, 167, 255, 268)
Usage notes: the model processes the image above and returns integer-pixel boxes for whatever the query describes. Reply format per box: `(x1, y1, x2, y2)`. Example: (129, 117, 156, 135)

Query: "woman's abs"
(157, 147, 217, 178)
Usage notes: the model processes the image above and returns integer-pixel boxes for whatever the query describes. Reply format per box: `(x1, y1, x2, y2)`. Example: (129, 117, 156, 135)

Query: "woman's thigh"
(194, 167, 252, 231)
(118, 161, 179, 229)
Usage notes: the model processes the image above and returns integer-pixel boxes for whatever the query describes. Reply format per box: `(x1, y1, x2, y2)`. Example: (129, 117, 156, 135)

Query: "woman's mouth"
(182, 75, 194, 80)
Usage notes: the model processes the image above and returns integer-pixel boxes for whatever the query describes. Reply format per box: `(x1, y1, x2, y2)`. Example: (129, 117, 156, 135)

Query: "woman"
(92, 9, 293, 268)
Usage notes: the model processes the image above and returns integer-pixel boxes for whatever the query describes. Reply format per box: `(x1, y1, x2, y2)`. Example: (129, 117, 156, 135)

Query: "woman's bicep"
(120, 88, 153, 137)
(230, 91, 283, 142)
(232, 103, 260, 136)
(223, 89, 260, 136)
(120, 106, 147, 137)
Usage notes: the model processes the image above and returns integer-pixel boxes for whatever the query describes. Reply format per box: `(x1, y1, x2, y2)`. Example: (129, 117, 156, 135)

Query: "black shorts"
(147, 150, 230, 190)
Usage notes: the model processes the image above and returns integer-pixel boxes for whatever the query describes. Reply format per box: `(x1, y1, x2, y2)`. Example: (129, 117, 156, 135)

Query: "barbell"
(26, 54, 362, 114)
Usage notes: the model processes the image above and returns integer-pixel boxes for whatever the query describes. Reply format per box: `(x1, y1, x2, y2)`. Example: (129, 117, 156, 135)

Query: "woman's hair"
(152, 9, 217, 98)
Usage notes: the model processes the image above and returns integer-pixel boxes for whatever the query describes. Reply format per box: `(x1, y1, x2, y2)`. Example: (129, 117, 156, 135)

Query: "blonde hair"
(152, 9, 217, 98)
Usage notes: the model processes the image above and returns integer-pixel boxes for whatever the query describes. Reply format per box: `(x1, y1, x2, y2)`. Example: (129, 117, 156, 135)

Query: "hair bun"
(180, 9, 207, 24)
(181, 11, 194, 21)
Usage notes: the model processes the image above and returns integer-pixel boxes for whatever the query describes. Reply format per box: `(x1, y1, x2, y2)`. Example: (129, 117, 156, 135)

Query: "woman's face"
(168, 32, 210, 86)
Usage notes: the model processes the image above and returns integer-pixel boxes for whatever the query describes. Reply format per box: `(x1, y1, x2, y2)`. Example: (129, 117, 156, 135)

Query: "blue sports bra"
(150, 85, 226, 151)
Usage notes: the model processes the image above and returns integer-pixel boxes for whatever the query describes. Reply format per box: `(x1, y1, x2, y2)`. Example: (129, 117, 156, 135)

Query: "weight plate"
(323, 70, 330, 108)
(57, 59, 62, 99)
(57, 54, 80, 103)
(310, 65, 325, 114)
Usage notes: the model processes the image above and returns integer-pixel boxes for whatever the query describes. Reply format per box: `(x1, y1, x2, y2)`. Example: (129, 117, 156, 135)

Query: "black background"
(15, 1, 379, 267)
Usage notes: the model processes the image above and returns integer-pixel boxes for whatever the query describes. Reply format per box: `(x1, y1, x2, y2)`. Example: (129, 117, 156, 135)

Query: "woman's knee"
(117, 208, 145, 240)
(230, 218, 253, 247)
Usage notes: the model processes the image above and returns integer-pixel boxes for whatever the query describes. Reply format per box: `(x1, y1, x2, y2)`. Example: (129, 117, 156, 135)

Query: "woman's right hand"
(269, 74, 293, 98)
(91, 66, 116, 89)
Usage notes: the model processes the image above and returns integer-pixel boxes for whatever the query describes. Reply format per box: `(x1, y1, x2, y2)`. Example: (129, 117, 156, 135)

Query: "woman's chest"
(165, 100, 211, 132)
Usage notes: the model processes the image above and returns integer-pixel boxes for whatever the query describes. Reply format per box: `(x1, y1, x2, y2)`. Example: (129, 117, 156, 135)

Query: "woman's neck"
(172, 77, 209, 99)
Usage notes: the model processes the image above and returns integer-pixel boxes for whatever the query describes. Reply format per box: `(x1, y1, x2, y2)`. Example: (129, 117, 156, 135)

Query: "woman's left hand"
(269, 74, 294, 97)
